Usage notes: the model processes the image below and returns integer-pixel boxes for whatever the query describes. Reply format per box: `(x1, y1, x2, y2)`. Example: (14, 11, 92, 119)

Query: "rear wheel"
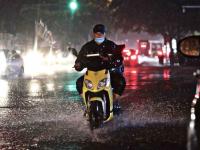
(89, 101, 103, 130)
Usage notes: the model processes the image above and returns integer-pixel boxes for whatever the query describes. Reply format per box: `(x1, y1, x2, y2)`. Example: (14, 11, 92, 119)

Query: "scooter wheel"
(89, 101, 103, 130)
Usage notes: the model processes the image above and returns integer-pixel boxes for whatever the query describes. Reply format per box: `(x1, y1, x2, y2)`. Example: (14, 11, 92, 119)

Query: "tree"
(16, 0, 113, 49)
(109, 0, 200, 38)
(108, 0, 200, 64)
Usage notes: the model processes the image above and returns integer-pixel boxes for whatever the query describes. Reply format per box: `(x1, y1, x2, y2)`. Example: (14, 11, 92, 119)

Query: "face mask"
(95, 37, 105, 44)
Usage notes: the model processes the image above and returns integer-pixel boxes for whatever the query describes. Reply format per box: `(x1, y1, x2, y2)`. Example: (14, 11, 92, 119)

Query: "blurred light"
(166, 43, 171, 57)
(191, 113, 196, 121)
(163, 69, 170, 80)
(123, 49, 131, 56)
(69, 0, 78, 11)
(136, 50, 139, 55)
(157, 51, 163, 56)
(148, 50, 152, 55)
(22, 50, 43, 76)
(131, 55, 137, 60)
(195, 94, 199, 99)
(22, 50, 76, 77)
(0, 51, 7, 74)
(162, 45, 167, 54)
(189, 120, 195, 129)
(29, 80, 41, 96)
(0, 80, 9, 113)
(141, 44, 147, 48)
(131, 70, 137, 74)
(47, 83, 54, 91)
(46, 51, 55, 65)
(124, 57, 129, 61)
(192, 98, 197, 105)
(172, 38, 177, 54)
(191, 108, 195, 114)
(0, 79, 9, 99)
(16, 50, 21, 54)
(138, 55, 158, 64)
(182, 8, 186, 13)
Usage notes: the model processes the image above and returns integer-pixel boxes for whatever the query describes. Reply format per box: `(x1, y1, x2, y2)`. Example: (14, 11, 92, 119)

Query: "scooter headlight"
(97, 78, 108, 89)
(84, 79, 93, 89)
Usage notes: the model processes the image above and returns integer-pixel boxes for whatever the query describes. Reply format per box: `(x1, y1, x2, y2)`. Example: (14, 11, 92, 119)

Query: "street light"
(69, 0, 78, 14)
(66, 0, 79, 46)
(182, 5, 200, 13)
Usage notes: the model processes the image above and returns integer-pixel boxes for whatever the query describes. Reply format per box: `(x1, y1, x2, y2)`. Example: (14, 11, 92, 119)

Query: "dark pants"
(76, 72, 126, 96)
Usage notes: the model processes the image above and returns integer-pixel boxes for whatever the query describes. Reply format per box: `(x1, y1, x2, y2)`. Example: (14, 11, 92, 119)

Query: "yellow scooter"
(71, 45, 124, 130)
(82, 54, 113, 129)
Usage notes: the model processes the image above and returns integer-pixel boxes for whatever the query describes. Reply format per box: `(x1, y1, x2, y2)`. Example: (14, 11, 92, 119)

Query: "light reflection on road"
(46, 82, 55, 91)
(29, 80, 41, 97)
(124, 67, 139, 90)
(124, 67, 171, 89)
(0, 66, 196, 150)
(163, 68, 170, 80)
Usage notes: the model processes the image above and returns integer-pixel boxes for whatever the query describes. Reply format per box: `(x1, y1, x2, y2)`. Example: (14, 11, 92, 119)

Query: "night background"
(0, 0, 199, 150)
(1, 0, 200, 50)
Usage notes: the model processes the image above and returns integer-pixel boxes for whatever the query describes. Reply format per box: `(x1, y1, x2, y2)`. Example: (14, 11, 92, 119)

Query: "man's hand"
(74, 63, 83, 71)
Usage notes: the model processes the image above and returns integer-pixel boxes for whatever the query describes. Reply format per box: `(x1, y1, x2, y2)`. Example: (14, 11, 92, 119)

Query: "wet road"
(0, 66, 197, 150)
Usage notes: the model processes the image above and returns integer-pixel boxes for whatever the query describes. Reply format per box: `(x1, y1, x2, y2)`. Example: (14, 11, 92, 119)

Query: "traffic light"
(68, 0, 78, 13)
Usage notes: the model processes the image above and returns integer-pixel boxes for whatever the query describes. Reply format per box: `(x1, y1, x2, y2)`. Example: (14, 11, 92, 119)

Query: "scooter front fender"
(88, 96, 113, 122)
(89, 97, 103, 102)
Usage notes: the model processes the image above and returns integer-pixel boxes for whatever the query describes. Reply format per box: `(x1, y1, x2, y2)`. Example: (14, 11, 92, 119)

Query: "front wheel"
(89, 101, 103, 130)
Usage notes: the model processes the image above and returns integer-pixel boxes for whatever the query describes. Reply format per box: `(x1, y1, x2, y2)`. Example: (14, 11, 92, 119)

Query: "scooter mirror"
(68, 47, 78, 57)
(178, 36, 200, 57)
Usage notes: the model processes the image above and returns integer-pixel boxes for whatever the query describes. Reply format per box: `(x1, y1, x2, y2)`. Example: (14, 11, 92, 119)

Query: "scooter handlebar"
(86, 53, 112, 57)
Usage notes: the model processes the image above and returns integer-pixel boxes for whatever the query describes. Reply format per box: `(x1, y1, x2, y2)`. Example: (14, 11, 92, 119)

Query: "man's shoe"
(113, 100, 121, 115)
(83, 110, 89, 121)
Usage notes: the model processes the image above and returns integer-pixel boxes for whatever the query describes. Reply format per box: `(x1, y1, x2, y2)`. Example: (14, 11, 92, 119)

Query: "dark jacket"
(75, 39, 124, 72)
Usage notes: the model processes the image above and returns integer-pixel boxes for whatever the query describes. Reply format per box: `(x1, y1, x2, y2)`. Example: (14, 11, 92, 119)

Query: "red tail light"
(157, 51, 163, 56)
(131, 55, 137, 60)
(123, 49, 131, 56)
(136, 50, 139, 55)
(148, 50, 152, 55)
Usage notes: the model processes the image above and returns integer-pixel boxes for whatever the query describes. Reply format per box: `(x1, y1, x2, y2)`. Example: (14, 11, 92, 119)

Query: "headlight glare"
(84, 79, 93, 89)
(98, 78, 107, 89)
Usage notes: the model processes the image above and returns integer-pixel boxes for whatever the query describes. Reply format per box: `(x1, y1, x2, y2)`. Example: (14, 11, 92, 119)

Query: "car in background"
(122, 48, 138, 66)
(150, 42, 164, 64)
(6, 50, 24, 77)
(156, 49, 164, 64)
(0, 50, 24, 78)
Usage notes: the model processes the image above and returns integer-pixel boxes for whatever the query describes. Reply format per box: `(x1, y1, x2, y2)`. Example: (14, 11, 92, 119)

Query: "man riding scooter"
(74, 24, 126, 113)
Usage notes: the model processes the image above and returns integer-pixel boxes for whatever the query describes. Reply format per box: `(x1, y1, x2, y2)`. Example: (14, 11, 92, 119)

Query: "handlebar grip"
(86, 53, 112, 57)
(86, 54, 100, 57)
